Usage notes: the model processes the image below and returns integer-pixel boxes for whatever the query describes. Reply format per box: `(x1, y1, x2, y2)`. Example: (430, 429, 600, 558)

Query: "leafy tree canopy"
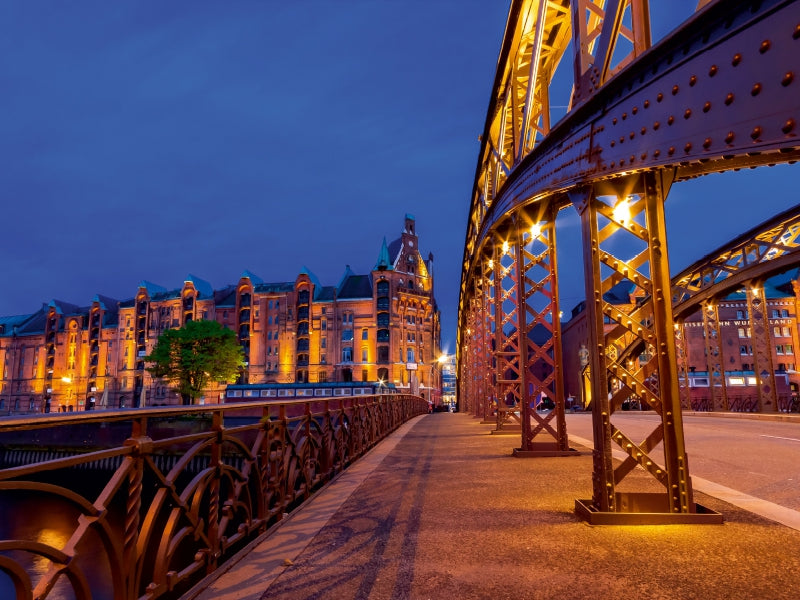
(145, 319, 245, 405)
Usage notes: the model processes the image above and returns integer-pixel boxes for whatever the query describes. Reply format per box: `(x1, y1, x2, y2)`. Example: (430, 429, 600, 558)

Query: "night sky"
(1, 1, 798, 353)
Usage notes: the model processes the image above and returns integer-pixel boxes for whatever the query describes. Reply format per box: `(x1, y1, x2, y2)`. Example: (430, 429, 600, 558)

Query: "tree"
(145, 319, 245, 405)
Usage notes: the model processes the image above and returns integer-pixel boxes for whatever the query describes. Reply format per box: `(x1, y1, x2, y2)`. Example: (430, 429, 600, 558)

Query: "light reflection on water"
(0, 490, 113, 600)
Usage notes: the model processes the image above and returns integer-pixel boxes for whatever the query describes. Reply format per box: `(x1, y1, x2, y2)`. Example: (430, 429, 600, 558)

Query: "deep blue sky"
(1, 1, 797, 353)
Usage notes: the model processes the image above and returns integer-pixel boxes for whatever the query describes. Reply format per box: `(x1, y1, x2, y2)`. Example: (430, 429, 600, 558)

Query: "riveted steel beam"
(571, 172, 720, 523)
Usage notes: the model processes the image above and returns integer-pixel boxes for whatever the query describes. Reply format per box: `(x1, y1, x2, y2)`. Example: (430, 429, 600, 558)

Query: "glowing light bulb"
(613, 197, 631, 224)
(530, 223, 542, 239)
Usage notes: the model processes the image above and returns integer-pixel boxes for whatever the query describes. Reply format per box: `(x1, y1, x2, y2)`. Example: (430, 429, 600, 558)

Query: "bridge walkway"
(186, 413, 800, 600)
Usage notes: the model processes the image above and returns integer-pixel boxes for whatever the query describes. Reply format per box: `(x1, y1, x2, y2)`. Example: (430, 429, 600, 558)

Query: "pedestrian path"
(185, 413, 800, 600)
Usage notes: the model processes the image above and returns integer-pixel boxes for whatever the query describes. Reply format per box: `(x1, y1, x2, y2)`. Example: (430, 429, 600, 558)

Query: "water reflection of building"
(0, 215, 440, 413)
(561, 270, 800, 411)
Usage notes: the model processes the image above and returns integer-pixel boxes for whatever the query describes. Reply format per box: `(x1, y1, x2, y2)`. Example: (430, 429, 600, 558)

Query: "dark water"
(0, 486, 114, 599)
(0, 415, 265, 599)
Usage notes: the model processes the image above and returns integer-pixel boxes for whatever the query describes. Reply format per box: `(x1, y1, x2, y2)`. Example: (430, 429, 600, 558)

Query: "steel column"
(513, 203, 570, 456)
(701, 301, 729, 411)
(673, 320, 693, 410)
(572, 172, 717, 523)
(747, 283, 779, 412)
(492, 241, 523, 432)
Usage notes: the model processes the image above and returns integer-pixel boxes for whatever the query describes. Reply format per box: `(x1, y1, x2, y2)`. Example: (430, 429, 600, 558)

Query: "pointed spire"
(374, 237, 393, 271)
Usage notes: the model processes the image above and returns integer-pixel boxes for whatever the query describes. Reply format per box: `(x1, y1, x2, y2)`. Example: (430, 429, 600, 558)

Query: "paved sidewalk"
(187, 413, 800, 600)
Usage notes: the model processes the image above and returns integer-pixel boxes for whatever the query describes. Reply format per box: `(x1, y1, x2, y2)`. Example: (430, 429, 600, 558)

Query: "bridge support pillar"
(747, 282, 779, 413)
(571, 172, 721, 524)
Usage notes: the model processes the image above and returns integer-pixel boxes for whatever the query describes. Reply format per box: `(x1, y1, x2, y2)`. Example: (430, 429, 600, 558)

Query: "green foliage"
(145, 319, 245, 404)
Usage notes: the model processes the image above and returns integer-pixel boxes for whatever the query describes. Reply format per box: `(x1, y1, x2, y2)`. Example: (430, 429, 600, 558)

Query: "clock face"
(409, 241, 413, 247)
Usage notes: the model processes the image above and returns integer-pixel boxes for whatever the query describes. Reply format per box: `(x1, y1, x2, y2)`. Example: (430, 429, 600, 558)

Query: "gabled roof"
(48, 299, 85, 316)
(314, 286, 337, 302)
(253, 282, 295, 294)
(338, 273, 373, 299)
(139, 281, 167, 296)
(186, 274, 213, 298)
(387, 238, 403, 267)
(214, 285, 238, 307)
(0, 313, 39, 336)
(241, 270, 264, 285)
(337, 265, 355, 292)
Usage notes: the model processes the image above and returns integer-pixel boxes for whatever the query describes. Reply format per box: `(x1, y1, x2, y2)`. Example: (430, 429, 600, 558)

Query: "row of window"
(739, 344, 794, 355)
(738, 326, 793, 338)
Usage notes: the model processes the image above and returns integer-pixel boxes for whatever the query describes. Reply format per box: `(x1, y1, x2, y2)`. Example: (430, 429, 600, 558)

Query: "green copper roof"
(374, 237, 393, 271)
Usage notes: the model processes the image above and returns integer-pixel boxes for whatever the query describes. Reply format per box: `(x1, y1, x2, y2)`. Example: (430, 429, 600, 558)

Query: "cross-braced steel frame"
(670, 204, 800, 412)
(458, 0, 800, 524)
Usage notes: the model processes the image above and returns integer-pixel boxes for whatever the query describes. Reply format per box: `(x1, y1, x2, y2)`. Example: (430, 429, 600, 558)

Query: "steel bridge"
(457, 0, 800, 523)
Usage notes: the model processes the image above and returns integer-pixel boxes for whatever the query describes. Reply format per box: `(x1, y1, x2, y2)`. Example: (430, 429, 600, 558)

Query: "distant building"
(561, 270, 800, 411)
(440, 354, 456, 407)
(0, 215, 441, 413)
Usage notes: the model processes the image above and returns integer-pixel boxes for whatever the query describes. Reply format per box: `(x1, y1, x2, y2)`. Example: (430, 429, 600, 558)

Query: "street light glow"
(613, 196, 631, 224)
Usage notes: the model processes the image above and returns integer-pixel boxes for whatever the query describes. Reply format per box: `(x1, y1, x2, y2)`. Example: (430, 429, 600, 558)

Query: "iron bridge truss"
(458, 0, 800, 524)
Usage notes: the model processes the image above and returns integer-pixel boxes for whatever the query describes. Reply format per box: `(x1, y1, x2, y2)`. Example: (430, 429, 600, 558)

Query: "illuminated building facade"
(0, 215, 441, 413)
(561, 270, 800, 411)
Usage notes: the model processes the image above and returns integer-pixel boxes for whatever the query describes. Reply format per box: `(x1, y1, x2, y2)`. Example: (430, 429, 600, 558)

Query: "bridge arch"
(458, 0, 800, 523)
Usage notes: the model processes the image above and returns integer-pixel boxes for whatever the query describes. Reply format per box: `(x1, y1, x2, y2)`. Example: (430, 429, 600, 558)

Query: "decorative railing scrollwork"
(0, 395, 427, 599)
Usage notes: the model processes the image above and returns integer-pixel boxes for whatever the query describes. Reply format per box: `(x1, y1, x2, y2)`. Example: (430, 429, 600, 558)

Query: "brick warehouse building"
(561, 270, 800, 412)
(0, 215, 441, 413)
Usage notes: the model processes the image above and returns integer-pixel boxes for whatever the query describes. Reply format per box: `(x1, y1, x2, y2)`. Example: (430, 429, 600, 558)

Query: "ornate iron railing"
(0, 395, 427, 599)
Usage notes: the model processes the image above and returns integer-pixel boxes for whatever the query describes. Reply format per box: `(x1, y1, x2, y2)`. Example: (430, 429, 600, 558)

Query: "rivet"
(622, 112, 628, 120)
(640, 152, 647, 159)
(685, 142, 692, 152)
(703, 138, 712, 149)
(725, 92, 735, 105)
(689, 75, 697, 86)
(709, 64, 718, 77)
(653, 121, 660, 130)
(751, 126, 762, 140)
(668, 146, 676, 155)
(782, 72, 793, 86)
(794, 24, 800, 40)
(610, 140, 616, 147)
(783, 119, 796, 134)
(641, 127, 647, 135)
(657, 92, 664, 102)
(620, 136, 625, 143)
(732, 53, 742, 66)
(684, 109, 692, 119)
(760, 40, 771, 54)
(610, 161, 615, 167)
(668, 115, 675, 125)
(703, 101, 711, 113)
(629, 131, 635, 139)
(672, 84, 679, 95)
(612, 117, 618, 125)
(643, 99, 650, 108)
(654, 149, 660, 157)
(725, 131, 735, 144)
(630, 154, 635, 163)
(751, 82, 762, 96)
(619, 159, 625, 166)
(632, 106, 638, 115)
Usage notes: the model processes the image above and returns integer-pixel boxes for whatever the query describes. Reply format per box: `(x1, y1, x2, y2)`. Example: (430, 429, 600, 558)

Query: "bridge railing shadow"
(0, 395, 427, 600)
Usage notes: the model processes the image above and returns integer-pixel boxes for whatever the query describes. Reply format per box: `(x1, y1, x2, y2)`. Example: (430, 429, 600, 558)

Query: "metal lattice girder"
(701, 301, 728, 411)
(572, 171, 695, 516)
(512, 206, 569, 454)
(458, 0, 800, 290)
(746, 284, 779, 411)
(673, 319, 692, 410)
(493, 240, 525, 430)
(672, 203, 800, 318)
